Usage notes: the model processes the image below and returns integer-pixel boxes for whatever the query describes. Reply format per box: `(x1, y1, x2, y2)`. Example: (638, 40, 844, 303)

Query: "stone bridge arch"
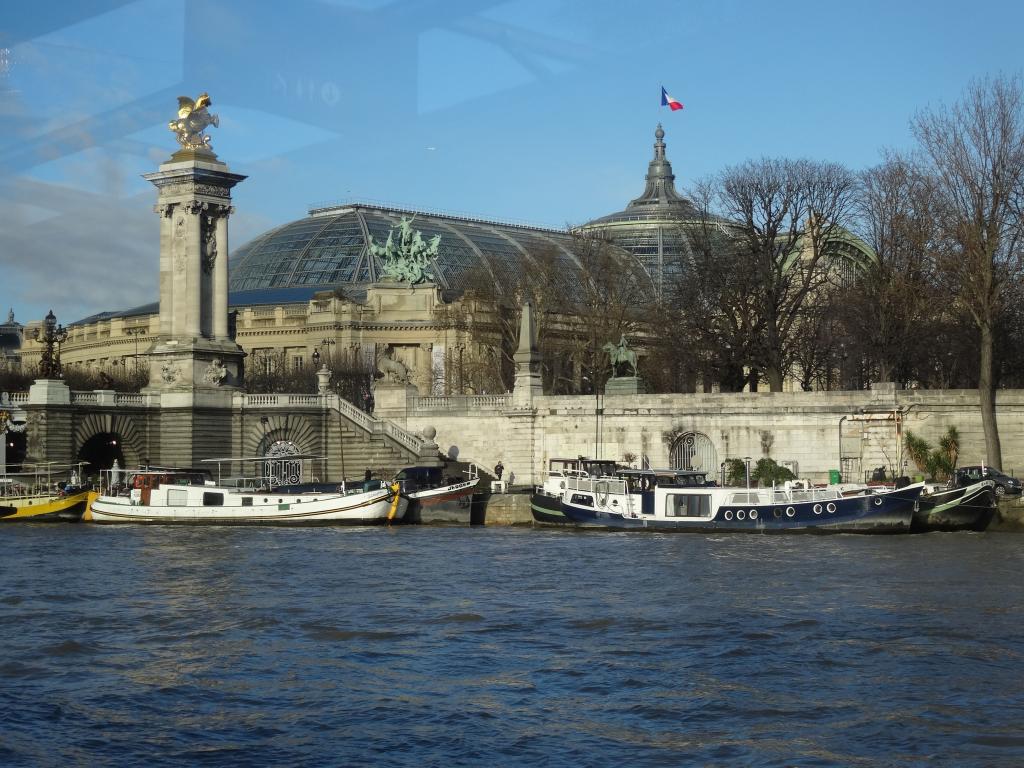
(73, 410, 147, 469)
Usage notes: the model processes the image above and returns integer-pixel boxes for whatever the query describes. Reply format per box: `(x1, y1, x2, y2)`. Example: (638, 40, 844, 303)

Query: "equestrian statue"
(603, 334, 638, 378)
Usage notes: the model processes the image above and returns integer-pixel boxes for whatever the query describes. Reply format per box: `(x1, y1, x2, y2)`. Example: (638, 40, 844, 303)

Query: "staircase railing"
(239, 393, 433, 458)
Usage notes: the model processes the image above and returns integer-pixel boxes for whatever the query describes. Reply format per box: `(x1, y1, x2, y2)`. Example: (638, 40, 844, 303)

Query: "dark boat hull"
(912, 482, 997, 532)
(404, 490, 479, 524)
(561, 486, 922, 534)
(530, 492, 571, 526)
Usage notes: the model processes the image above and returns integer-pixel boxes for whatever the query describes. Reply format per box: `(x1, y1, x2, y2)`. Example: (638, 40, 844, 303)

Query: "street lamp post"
(582, 374, 603, 459)
(125, 326, 146, 375)
(29, 309, 69, 379)
(320, 338, 336, 367)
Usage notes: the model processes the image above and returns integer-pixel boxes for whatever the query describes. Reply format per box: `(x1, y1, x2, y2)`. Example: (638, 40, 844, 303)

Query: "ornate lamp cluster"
(30, 309, 68, 379)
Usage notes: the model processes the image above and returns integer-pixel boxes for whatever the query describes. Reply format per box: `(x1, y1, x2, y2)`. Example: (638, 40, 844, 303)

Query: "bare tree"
(912, 74, 1024, 467)
(680, 159, 857, 391)
(843, 155, 944, 384)
(438, 233, 650, 395)
(555, 232, 651, 393)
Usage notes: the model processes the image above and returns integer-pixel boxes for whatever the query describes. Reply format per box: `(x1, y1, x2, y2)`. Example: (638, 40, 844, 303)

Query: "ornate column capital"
(183, 200, 210, 216)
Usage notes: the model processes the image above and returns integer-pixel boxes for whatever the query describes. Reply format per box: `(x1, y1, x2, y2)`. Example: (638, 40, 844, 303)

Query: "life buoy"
(639, 476, 652, 491)
(133, 475, 143, 489)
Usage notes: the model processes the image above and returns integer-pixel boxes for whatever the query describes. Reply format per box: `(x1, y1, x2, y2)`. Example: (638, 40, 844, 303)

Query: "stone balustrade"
(410, 394, 511, 411)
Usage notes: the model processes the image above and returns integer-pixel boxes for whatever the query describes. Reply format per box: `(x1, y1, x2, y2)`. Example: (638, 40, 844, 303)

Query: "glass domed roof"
(229, 203, 605, 301)
(577, 125, 725, 298)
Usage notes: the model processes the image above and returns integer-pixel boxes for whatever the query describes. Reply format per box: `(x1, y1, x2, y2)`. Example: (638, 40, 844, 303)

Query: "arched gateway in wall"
(669, 431, 717, 474)
(74, 412, 146, 471)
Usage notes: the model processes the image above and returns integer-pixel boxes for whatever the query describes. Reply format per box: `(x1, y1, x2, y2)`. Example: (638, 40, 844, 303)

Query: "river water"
(2, 525, 1023, 767)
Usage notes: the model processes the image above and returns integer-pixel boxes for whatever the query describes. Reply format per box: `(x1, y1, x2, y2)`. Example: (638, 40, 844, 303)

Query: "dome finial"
(655, 123, 665, 141)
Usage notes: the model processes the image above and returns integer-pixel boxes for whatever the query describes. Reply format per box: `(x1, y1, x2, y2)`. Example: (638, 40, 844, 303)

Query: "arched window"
(669, 432, 717, 473)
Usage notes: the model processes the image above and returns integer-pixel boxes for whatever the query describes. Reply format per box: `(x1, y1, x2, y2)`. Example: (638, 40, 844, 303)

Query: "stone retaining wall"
(403, 388, 1024, 488)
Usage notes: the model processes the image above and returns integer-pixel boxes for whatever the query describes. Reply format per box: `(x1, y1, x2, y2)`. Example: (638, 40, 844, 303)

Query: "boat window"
(167, 489, 188, 506)
(665, 493, 712, 518)
(203, 492, 224, 506)
(728, 491, 766, 505)
(570, 493, 594, 507)
(242, 497, 253, 507)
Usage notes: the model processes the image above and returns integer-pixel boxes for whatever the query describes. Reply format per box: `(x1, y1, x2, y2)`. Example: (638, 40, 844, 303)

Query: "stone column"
(213, 208, 230, 340)
(143, 151, 246, 393)
(184, 201, 204, 338)
(157, 204, 174, 336)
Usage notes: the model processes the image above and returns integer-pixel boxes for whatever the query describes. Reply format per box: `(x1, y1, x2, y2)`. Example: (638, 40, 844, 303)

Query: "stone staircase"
(323, 394, 427, 481)
(332, 422, 415, 480)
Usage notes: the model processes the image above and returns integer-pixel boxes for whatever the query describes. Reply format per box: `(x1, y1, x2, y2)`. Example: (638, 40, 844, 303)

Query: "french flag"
(661, 86, 684, 111)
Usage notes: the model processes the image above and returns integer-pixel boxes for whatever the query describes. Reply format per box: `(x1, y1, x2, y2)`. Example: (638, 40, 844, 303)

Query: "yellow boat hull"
(0, 490, 90, 522)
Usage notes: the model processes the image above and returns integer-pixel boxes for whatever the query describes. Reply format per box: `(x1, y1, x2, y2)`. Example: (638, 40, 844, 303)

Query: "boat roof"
(618, 468, 708, 477)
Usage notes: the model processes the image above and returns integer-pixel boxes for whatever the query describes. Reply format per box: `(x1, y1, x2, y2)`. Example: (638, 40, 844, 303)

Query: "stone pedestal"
(416, 426, 443, 467)
(316, 366, 332, 394)
(512, 301, 542, 408)
(28, 378, 71, 405)
(373, 382, 418, 424)
(604, 376, 648, 396)
(145, 339, 243, 393)
(23, 380, 73, 467)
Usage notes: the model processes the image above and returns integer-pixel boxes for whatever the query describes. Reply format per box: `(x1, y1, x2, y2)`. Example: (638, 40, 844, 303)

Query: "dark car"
(953, 466, 1022, 496)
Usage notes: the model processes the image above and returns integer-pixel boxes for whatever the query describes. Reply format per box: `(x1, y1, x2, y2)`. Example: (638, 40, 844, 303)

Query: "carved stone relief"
(203, 357, 227, 385)
(201, 214, 217, 274)
(161, 361, 180, 384)
(173, 215, 188, 273)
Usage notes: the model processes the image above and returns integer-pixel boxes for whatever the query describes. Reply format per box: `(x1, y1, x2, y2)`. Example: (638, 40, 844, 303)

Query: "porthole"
(773, 508, 782, 518)
(827, 502, 836, 514)
(278, 499, 283, 504)
(737, 510, 746, 520)
(749, 509, 758, 520)
(724, 510, 733, 521)
(814, 504, 822, 515)
(786, 507, 796, 518)
(874, 497, 882, 506)
(263, 498, 268, 503)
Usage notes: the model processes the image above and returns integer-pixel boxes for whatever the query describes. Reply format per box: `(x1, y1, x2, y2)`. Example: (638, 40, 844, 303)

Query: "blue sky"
(1, 0, 1022, 324)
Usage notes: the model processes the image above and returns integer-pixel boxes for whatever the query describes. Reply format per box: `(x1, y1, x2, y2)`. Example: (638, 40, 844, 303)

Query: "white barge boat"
(85, 469, 405, 526)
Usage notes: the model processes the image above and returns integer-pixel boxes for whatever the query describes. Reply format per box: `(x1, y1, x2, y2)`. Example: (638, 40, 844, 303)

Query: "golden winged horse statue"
(168, 92, 220, 150)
